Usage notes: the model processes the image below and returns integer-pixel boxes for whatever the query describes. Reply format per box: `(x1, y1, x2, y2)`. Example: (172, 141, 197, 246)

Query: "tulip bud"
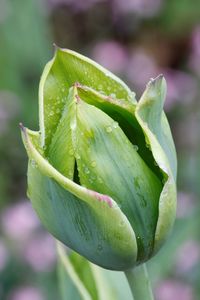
(20, 48, 177, 271)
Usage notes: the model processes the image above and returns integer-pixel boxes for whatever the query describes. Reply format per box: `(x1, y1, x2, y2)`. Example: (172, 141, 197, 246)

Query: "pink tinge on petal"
(155, 280, 194, 300)
(88, 190, 113, 208)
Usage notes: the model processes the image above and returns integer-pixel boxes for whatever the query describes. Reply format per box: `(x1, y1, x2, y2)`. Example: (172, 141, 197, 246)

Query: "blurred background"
(0, 0, 200, 299)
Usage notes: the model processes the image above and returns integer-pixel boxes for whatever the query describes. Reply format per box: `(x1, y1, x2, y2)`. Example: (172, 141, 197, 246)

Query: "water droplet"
(133, 145, 139, 151)
(98, 177, 103, 184)
(97, 244, 103, 251)
(84, 167, 90, 174)
(89, 178, 94, 183)
(119, 220, 124, 227)
(49, 111, 54, 116)
(68, 171, 73, 177)
(69, 149, 74, 156)
(30, 159, 38, 168)
(91, 161, 96, 168)
(110, 93, 116, 98)
(76, 154, 80, 159)
(140, 196, 147, 207)
(106, 126, 112, 133)
(113, 121, 118, 129)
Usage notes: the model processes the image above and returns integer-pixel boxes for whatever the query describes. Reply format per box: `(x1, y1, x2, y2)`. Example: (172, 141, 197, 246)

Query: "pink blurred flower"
(126, 49, 160, 94)
(163, 70, 198, 111)
(0, 239, 9, 271)
(23, 233, 56, 272)
(177, 192, 196, 219)
(113, 0, 163, 17)
(9, 286, 43, 300)
(189, 26, 200, 76)
(1, 201, 40, 240)
(155, 280, 194, 300)
(48, 0, 103, 11)
(92, 40, 128, 73)
(175, 240, 200, 274)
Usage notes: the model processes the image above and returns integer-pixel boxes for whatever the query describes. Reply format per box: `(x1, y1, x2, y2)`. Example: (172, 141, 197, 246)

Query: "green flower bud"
(20, 48, 177, 271)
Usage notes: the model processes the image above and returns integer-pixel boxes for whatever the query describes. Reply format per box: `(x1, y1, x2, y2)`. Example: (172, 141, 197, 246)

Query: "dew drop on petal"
(91, 161, 96, 168)
(84, 167, 90, 174)
(113, 122, 118, 128)
(97, 244, 103, 251)
(106, 126, 112, 133)
(69, 149, 74, 156)
(98, 177, 103, 184)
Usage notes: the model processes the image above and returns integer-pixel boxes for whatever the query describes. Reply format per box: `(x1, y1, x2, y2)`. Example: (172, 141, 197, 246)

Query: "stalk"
(125, 264, 154, 300)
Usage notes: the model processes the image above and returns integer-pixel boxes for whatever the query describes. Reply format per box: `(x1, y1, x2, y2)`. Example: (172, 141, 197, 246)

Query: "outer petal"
(135, 75, 177, 254)
(39, 47, 136, 149)
(71, 88, 162, 262)
(20, 125, 137, 270)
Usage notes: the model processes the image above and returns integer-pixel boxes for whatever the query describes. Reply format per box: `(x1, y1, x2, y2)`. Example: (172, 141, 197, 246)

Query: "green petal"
(71, 90, 162, 262)
(39, 47, 136, 150)
(76, 84, 163, 180)
(135, 75, 177, 254)
(20, 126, 137, 270)
(47, 87, 76, 179)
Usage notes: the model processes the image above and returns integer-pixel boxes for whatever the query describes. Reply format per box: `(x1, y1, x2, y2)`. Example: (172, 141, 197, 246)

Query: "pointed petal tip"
(19, 122, 24, 130)
(147, 74, 164, 87)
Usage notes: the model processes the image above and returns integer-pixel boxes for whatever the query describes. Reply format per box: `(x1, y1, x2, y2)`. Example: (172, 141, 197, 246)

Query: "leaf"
(20, 125, 137, 270)
(57, 244, 132, 300)
(135, 75, 177, 254)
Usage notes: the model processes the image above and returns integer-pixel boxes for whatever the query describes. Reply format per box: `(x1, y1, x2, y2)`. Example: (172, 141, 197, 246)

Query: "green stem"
(125, 264, 154, 300)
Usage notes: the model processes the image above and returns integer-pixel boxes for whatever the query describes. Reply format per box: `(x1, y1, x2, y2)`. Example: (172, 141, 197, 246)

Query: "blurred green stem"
(125, 264, 154, 300)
